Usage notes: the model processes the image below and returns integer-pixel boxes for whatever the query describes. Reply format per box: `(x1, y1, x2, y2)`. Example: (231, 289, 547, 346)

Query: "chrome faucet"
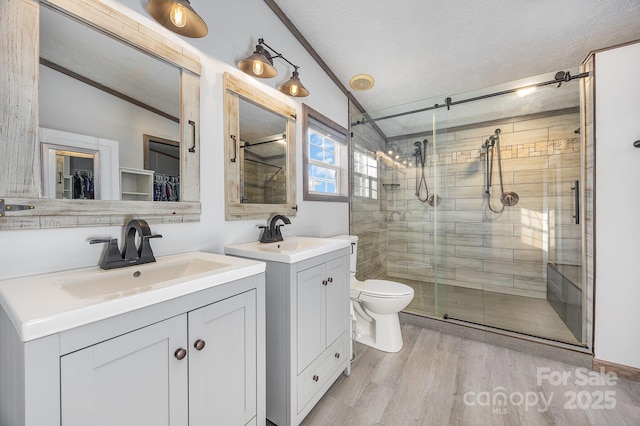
(258, 215, 291, 243)
(90, 219, 162, 269)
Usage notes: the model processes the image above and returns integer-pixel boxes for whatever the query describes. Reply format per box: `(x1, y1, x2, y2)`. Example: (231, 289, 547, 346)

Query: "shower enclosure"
(350, 68, 591, 346)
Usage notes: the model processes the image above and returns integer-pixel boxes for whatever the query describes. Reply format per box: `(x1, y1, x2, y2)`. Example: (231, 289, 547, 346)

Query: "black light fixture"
(146, 0, 208, 38)
(238, 38, 309, 98)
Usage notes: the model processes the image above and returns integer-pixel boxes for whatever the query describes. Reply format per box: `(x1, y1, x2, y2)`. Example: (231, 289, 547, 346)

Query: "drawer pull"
(194, 339, 206, 351)
(327, 277, 333, 283)
(312, 375, 319, 382)
(174, 348, 187, 360)
(334, 352, 340, 359)
(322, 280, 328, 286)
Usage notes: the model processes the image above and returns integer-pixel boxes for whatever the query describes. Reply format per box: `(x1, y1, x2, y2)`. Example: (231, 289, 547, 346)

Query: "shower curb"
(399, 312, 594, 369)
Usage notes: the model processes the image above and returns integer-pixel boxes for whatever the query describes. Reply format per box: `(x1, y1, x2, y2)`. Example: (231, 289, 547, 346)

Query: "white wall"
(39, 65, 181, 169)
(594, 41, 640, 369)
(0, 0, 349, 280)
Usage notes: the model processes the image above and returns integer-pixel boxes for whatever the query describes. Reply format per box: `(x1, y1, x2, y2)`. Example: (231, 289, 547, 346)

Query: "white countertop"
(224, 236, 350, 263)
(0, 251, 265, 342)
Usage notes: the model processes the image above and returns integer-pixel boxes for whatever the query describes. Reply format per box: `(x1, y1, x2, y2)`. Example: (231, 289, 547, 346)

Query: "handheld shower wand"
(482, 128, 519, 213)
(414, 140, 429, 202)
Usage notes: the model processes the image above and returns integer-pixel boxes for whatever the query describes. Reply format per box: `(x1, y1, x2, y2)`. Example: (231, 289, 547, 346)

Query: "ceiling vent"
(349, 74, 375, 91)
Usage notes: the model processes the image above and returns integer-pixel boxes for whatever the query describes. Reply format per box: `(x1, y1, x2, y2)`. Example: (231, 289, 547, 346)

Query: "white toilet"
(333, 235, 414, 353)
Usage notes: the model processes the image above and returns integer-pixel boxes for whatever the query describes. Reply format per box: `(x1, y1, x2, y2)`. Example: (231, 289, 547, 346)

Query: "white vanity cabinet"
(0, 272, 265, 426)
(60, 314, 190, 425)
(231, 247, 350, 426)
(60, 290, 257, 426)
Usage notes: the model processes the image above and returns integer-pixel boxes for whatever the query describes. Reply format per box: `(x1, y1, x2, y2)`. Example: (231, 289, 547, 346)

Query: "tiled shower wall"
(350, 101, 388, 280)
(384, 110, 582, 299)
(582, 55, 594, 347)
(242, 153, 286, 204)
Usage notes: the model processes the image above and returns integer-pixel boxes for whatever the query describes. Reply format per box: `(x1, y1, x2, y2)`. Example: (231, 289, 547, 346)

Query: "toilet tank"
(331, 235, 358, 273)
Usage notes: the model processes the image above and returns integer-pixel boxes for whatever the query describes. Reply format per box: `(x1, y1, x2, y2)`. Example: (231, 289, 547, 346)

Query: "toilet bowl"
(332, 235, 414, 353)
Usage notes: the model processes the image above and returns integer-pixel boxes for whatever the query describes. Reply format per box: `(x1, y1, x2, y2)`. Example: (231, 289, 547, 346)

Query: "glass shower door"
(432, 76, 585, 346)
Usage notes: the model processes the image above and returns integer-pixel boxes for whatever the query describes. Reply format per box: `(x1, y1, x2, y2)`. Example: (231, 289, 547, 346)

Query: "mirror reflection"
(239, 97, 288, 204)
(39, 5, 181, 202)
(144, 135, 181, 202)
(54, 150, 95, 200)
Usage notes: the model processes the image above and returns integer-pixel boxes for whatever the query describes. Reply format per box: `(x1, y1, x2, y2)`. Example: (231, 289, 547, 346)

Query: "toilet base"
(353, 311, 404, 353)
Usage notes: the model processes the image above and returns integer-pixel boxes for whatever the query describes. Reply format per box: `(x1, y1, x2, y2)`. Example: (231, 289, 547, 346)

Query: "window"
(302, 104, 349, 202)
(353, 148, 378, 200)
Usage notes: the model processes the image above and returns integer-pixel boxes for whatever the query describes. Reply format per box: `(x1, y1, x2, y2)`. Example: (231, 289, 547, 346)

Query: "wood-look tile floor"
(396, 278, 580, 345)
(300, 324, 640, 426)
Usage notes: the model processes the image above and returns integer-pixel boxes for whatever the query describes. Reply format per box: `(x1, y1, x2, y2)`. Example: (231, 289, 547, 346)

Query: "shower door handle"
(571, 180, 580, 225)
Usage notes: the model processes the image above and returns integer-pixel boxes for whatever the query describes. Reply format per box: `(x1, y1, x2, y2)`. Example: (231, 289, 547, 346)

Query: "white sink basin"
(60, 257, 231, 300)
(0, 251, 265, 342)
(225, 237, 350, 263)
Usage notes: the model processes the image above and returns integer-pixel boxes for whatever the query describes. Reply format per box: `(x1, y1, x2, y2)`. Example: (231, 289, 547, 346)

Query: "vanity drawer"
(297, 333, 348, 413)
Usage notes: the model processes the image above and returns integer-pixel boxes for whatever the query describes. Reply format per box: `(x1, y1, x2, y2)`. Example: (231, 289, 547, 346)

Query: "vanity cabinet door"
(188, 290, 257, 426)
(296, 264, 327, 373)
(324, 256, 348, 347)
(60, 315, 188, 426)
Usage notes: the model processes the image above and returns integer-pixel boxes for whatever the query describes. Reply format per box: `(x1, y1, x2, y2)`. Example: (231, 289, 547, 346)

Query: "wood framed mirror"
(0, 0, 201, 230)
(223, 73, 297, 220)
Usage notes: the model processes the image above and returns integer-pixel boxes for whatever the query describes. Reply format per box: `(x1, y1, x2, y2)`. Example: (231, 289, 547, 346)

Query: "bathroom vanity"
(225, 238, 351, 425)
(0, 252, 266, 426)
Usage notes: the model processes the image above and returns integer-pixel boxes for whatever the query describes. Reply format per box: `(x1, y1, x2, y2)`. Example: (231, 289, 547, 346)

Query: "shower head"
(414, 141, 422, 155)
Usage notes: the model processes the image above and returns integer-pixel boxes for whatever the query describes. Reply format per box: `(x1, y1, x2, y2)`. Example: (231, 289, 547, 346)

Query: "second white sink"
(225, 237, 350, 263)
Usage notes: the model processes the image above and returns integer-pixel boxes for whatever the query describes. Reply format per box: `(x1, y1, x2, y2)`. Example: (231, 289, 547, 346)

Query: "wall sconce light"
(238, 38, 309, 97)
(146, 0, 208, 38)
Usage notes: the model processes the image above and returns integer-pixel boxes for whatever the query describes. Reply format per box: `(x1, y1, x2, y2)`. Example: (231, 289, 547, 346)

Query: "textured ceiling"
(273, 0, 640, 115)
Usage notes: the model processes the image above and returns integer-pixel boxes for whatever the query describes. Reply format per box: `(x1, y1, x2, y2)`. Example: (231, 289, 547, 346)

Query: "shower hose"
(415, 141, 430, 203)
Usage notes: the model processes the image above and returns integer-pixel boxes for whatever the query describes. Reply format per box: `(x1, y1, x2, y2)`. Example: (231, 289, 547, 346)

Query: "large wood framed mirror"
(223, 73, 297, 220)
(0, 0, 201, 230)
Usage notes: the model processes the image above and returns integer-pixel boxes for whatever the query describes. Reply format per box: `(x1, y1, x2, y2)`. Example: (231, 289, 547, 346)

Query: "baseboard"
(593, 358, 640, 382)
(400, 311, 594, 369)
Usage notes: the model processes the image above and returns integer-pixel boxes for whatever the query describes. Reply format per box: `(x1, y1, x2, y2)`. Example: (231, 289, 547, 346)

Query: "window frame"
(302, 104, 349, 202)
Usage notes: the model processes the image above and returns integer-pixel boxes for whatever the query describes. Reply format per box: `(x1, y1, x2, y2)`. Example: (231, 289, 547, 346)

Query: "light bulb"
(252, 60, 264, 76)
(289, 84, 299, 96)
(170, 3, 187, 28)
(387, 149, 393, 155)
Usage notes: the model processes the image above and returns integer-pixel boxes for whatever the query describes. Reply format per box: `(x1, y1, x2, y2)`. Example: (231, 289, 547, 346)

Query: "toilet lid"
(358, 279, 414, 297)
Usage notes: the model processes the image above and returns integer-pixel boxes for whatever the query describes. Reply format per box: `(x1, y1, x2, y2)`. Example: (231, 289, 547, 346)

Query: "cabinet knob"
(634, 140, 640, 148)
(327, 277, 333, 283)
(334, 352, 340, 359)
(322, 280, 328, 286)
(174, 348, 187, 360)
(194, 339, 206, 351)
(312, 375, 319, 382)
